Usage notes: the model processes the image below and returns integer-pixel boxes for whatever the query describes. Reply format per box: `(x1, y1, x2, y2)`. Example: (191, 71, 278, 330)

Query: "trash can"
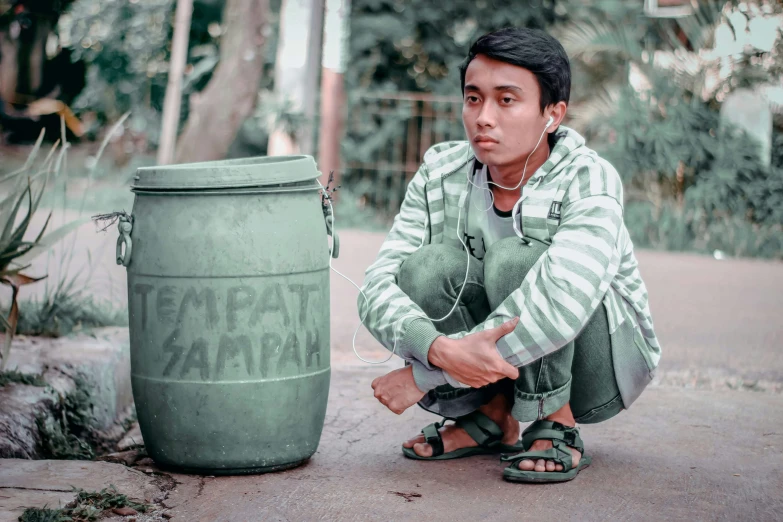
(116, 156, 332, 474)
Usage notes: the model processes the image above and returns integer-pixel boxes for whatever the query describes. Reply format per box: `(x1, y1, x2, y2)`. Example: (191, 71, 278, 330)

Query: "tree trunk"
(317, 0, 350, 195)
(266, 0, 323, 157)
(157, 0, 193, 165)
(175, 0, 270, 163)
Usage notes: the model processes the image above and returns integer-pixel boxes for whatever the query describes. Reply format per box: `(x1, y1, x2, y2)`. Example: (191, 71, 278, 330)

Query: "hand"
(371, 365, 426, 415)
(428, 317, 520, 388)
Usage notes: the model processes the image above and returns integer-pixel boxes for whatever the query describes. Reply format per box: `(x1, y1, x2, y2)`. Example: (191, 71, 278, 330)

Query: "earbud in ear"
(546, 116, 554, 128)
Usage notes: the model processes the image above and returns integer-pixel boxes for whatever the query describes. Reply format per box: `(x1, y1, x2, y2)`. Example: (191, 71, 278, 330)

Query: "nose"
(476, 101, 496, 128)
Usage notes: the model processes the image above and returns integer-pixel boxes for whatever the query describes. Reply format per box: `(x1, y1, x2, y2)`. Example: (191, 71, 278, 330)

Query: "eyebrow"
(464, 84, 523, 94)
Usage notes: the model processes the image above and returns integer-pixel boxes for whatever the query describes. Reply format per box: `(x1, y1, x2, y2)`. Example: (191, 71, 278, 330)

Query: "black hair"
(459, 27, 571, 115)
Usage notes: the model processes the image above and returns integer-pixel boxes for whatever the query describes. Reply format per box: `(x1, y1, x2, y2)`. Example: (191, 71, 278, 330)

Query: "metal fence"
(342, 92, 465, 216)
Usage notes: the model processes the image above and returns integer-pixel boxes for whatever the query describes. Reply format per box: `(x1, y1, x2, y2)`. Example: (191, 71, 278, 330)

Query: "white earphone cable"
(320, 117, 553, 365)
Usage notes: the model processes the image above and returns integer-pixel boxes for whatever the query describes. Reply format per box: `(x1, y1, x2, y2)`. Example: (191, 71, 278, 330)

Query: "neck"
(487, 141, 551, 198)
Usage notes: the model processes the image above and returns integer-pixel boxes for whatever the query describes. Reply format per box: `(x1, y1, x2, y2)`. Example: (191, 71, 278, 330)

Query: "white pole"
(157, 0, 194, 165)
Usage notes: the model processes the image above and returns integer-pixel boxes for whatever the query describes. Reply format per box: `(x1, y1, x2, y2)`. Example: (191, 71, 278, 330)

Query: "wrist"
(427, 336, 451, 368)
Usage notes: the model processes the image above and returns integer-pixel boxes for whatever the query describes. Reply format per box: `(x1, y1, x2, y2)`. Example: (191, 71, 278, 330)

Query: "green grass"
(36, 374, 96, 460)
(18, 507, 63, 522)
(0, 369, 46, 387)
(625, 201, 783, 260)
(19, 485, 151, 522)
(10, 294, 128, 338)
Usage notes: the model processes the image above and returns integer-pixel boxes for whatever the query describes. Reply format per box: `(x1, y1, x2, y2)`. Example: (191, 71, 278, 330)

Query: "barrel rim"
(132, 155, 321, 190)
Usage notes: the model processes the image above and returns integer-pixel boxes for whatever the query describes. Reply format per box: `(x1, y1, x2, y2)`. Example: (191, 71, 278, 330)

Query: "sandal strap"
(421, 422, 444, 457)
(500, 440, 574, 470)
(455, 411, 504, 448)
(521, 420, 584, 454)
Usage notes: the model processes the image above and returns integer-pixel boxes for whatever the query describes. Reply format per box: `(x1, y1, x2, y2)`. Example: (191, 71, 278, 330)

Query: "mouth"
(473, 135, 499, 150)
(473, 135, 498, 144)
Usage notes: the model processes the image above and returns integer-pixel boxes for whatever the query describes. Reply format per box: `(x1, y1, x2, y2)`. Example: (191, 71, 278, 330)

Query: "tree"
(266, 0, 323, 156)
(318, 0, 350, 191)
(175, 0, 270, 162)
(157, 0, 193, 165)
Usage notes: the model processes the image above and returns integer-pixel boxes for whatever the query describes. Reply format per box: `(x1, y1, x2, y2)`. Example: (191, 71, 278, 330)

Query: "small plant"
(19, 485, 150, 522)
(37, 375, 97, 460)
(18, 507, 63, 522)
(0, 369, 46, 387)
(0, 130, 90, 370)
(14, 294, 128, 338)
(1, 113, 130, 366)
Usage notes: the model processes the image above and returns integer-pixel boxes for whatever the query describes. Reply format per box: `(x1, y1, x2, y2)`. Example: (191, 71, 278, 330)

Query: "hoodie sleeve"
(356, 162, 452, 390)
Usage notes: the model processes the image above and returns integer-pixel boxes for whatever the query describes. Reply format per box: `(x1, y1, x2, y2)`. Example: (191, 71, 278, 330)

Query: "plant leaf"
(1, 182, 37, 261)
(0, 263, 32, 277)
(13, 217, 91, 267)
(0, 243, 37, 266)
(0, 183, 31, 244)
(0, 277, 20, 371)
(0, 272, 46, 287)
(0, 129, 45, 184)
(33, 212, 53, 244)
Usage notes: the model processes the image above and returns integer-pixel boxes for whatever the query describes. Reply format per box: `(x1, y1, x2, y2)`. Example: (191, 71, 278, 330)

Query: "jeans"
(397, 237, 624, 424)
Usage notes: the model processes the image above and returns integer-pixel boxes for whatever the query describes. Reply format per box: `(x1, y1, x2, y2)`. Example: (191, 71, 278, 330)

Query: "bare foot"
(402, 394, 519, 457)
(517, 402, 581, 472)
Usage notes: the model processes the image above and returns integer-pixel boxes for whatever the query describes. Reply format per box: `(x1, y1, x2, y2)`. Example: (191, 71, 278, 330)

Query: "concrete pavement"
(156, 374, 782, 521)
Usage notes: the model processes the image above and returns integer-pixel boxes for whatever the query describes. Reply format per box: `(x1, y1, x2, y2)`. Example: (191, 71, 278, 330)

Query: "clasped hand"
(371, 317, 520, 414)
(429, 316, 520, 388)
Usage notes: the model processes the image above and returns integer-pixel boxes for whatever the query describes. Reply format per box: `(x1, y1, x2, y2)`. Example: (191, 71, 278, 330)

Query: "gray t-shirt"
(464, 164, 518, 261)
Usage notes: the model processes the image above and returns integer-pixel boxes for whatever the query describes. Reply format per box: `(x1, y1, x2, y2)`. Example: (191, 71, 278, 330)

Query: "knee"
(484, 237, 548, 305)
(398, 244, 464, 301)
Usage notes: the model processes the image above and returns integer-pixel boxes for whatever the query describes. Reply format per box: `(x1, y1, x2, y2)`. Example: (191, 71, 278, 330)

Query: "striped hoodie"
(357, 126, 661, 408)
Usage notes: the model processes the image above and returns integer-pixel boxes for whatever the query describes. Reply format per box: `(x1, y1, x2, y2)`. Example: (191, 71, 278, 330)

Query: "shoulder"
(421, 141, 473, 180)
(561, 151, 624, 206)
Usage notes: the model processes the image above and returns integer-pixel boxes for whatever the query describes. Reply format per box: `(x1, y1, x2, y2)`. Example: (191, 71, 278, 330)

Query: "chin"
(471, 148, 504, 167)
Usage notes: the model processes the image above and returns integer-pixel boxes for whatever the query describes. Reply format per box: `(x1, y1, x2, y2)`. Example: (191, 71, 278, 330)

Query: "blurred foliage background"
(1, 0, 782, 258)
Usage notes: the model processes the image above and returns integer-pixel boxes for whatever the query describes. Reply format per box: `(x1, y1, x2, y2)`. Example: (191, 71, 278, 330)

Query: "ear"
(545, 101, 568, 132)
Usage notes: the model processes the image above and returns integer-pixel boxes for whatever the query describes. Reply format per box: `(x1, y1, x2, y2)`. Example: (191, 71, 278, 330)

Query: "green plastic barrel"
(116, 156, 333, 474)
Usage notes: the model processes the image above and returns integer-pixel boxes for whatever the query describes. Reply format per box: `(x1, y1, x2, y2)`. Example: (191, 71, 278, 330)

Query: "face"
(462, 54, 557, 170)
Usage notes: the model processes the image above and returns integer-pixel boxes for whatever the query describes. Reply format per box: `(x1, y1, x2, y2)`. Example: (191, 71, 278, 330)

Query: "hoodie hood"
(528, 125, 593, 183)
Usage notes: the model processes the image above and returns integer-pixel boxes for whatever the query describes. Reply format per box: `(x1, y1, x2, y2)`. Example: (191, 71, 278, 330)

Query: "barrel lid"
(132, 155, 320, 190)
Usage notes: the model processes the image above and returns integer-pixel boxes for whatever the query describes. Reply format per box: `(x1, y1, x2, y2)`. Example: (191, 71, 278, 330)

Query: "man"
(360, 27, 661, 483)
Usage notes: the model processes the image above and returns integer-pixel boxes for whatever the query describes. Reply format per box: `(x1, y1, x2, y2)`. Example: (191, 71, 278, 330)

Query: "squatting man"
(360, 27, 661, 483)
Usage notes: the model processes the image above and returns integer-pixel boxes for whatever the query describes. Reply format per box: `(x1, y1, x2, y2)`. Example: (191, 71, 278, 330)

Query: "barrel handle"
(116, 216, 133, 267)
(324, 212, 339, 259)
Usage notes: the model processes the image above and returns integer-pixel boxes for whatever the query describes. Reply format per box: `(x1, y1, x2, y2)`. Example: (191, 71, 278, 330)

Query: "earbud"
(546, 115, 554, 128)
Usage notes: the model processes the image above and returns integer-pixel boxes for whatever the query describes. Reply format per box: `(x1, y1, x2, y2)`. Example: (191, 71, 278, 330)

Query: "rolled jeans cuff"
(511, 376, 572, 422)
(399, 317, 442, 368)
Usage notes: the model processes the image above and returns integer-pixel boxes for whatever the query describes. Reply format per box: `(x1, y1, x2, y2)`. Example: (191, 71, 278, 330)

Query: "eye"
(465, 95, 479, 104)
(501, 96, 514, 104)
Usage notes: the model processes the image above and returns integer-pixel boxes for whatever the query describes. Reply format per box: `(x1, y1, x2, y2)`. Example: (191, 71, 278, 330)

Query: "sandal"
(500, 420, 592, 483)
(402, 411, 524, 461)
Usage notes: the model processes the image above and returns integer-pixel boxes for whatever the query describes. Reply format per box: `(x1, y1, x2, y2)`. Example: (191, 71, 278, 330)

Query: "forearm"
(409, 337, 472, 392)
(358, 165, 440, 366)
(446, 196, 623, 366)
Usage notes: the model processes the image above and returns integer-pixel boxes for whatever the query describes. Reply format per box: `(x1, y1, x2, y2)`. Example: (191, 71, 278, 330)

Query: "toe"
(517, 459, 536, 471)
(555, 464, 564, 471)
(571, 449, 582, 467)
(545, 460, 556, 472)
(413, 442, 433, 457)
(403, 434, 425, 449)
(534, 459, 547, 472)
